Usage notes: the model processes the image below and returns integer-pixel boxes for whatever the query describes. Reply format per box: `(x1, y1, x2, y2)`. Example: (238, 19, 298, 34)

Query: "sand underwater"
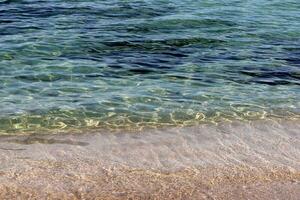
(0, 119, 299, 199)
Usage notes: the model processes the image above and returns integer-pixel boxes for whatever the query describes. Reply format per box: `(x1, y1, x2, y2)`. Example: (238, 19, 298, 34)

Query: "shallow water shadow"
(7, 137, 89, 146)
(0, 147, 26, 151)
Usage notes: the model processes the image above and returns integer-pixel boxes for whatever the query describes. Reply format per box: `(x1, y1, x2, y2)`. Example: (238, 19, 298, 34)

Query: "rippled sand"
(0, 119, 299, 199)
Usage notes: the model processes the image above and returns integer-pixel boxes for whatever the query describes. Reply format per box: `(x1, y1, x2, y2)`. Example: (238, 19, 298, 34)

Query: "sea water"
(0, 0, 299, 134)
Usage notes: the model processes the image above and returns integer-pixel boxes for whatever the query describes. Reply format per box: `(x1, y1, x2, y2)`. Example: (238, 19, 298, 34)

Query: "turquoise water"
(0, 0, 299, 134)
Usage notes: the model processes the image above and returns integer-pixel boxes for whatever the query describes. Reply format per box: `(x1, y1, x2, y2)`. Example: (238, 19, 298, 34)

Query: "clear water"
(0, 0, 299, 134)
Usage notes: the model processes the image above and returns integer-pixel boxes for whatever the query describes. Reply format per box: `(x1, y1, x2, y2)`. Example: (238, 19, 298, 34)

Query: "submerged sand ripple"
(0, 119, 299, 199)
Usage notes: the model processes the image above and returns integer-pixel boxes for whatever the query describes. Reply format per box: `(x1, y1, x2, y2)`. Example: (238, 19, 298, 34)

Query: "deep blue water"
(0, 0, 300, 134)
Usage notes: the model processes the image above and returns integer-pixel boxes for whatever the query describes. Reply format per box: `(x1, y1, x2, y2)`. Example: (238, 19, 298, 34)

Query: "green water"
(0, 0, 299, 134)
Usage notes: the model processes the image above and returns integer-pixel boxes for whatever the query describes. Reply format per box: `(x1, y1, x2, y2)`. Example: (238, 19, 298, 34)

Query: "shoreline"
(1, 114, 299, 137)
(0, 119, 299, 199)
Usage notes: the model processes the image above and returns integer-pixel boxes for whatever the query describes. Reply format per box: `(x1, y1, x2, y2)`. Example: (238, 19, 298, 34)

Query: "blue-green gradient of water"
(0, 0, 299, 134)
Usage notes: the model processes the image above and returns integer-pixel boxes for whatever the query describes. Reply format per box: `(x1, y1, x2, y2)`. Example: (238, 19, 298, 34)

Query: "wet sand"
(0, 119, 299, 199)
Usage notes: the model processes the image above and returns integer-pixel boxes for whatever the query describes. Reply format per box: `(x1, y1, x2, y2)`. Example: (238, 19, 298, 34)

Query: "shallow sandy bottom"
(0, 119, 299, 199)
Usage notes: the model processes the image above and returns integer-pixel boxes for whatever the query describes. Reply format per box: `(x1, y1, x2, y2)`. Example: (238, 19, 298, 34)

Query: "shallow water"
(0, 0, 300, 134)
(0, 120, 299, 199)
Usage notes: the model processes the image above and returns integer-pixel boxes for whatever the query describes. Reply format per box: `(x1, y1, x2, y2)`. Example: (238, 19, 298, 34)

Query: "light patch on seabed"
(0, 119, 299, 199)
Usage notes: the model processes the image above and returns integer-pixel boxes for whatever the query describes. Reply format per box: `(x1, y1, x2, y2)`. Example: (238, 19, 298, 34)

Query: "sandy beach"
(0, 119, 299, 199)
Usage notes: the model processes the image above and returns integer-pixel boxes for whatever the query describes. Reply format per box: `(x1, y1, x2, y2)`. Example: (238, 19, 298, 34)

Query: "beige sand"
(0, 119, 299, 199)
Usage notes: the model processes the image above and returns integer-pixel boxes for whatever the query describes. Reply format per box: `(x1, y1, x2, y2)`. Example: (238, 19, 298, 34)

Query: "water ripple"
(0, 0, 299, 134)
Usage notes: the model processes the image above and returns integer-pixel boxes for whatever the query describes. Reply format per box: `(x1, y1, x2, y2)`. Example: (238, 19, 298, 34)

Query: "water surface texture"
(0, 0, 300, 134)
